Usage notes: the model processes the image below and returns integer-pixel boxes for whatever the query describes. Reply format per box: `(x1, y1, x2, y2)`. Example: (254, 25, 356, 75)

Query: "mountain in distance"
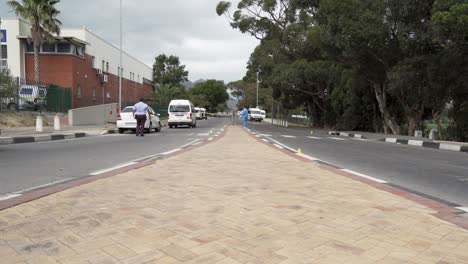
(182, 79, 206, 89)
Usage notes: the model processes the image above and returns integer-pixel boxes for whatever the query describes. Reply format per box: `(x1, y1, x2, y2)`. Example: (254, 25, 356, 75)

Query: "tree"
(190, 80, 229, 112)
(145, 83, 189, 107)
(7, 0, 62, 83)
(153, 54, 189, 86)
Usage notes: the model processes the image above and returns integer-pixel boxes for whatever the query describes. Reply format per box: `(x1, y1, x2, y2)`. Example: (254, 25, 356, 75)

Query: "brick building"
(1, 18, 154, 109)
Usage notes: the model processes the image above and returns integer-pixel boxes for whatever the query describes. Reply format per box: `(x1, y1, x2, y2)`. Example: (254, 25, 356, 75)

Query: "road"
(0, 117, 228, 196)
(248, 122, 468, 208)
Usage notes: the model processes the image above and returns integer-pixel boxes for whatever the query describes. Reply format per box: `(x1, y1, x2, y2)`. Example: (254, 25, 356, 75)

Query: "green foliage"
(7, 0, 62, 83)
(145, 84, 189, 107)
(0, 69, 18, 99)
(153, 54, 189, 86)
(190, 80, 229, 112)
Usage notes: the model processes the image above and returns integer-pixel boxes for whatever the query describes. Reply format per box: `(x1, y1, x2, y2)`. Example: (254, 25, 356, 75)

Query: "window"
(77, 84, 81, 98)
(42, 43, 56, 53)
(92, 87, 96, 99)
(75, 46, 84, 57)
(57, 43, 71, 53)
(137, 75, 140, 82)
(169, 105, 190, 112)
(1, 45, 7, 59)
(26, 43, 34, 52)
(118, 67, 120, 76)
(102, 60, 105, 72)
(106, 62, 109, 72)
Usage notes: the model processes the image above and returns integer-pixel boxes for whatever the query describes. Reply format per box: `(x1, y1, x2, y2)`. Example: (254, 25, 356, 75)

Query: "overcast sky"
(0, 0, 259, 82)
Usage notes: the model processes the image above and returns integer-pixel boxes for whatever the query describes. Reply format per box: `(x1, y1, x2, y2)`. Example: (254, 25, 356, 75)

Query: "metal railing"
(0, 77, 72, 113)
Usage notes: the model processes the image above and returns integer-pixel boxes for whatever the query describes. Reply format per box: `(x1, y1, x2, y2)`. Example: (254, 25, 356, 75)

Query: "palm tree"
(146, 84, 190, 106)
(7, 0, 62, 83)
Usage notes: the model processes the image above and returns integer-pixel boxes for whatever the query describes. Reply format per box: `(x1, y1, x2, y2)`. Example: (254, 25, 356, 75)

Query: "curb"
(0, 132, 88, 146)
(380, 138, 468, 153)
(328, 131, 365, 139)
(101, 129, 118, 135)
(248, 128, 468, 230)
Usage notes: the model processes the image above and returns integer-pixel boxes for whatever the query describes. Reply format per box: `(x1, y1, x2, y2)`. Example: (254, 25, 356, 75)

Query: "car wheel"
(118, 128, 125, 134)
(156, 122, 161, 132)
(146, 123, 152, 133)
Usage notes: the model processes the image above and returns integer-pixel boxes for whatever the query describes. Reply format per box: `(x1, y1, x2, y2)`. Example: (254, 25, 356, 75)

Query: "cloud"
(0, 0, 259, 82)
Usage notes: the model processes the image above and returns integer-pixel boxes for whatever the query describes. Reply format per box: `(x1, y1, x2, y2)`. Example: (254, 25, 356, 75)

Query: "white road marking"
(255, 135, 261, 138)
(197, 133, 209, 136)
(281, 135, 297, 138)
(208, 137, 213, 141)
(262, 139, 269, 142)
(259, 134, 272, 137)
(456, 207, 468, 213)
(274, 144, 284, 149)
(192, 142, 203, 146)
(307, 136, 322, 140)
(267, 137, 297, 153)
(179, 139, 200, 149)
(161, 149, 182, 156)
(0, 194, 22, 201)
(329, 137, 347, 141)
(90, 162, 138, 176)
(296, 153, 320, 161)
(341, 169, 388, 184)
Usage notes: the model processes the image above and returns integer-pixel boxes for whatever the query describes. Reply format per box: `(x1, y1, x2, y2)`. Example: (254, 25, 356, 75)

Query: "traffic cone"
(297, 148, 302, 154)
(210, 129, 214, 135)
(310, 130, 314, 135)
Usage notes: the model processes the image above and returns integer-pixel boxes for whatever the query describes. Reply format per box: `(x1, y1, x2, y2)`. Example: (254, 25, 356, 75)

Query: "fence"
(0, 76, 72, 113)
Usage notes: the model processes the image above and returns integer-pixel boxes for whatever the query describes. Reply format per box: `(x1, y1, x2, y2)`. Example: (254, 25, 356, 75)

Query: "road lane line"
(208, 137, 213, 141)
(307, 136, 322, 140)
(281, 135, 297, 138)
(341, 169, 388, 184)
(0, 194, 22, 201)
(262, 139, 269, 142)
(90, 162, 138, 175)
(329, 137, 347, 141)
(259, 134, 272, 137)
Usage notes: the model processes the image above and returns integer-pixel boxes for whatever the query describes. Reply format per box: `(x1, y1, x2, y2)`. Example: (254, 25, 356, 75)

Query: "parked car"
(248, 108, 264, 122)
(168, 99, 197, 128)
(260, 110, 266, 119)
(117, 106, 161, 134)
(200, 108, 208, 120)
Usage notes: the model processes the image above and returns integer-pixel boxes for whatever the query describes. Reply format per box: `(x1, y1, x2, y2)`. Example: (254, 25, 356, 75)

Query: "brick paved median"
(1, 126, 468, 263)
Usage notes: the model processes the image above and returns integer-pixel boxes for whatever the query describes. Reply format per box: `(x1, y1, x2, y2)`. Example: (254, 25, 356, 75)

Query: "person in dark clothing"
(133, 98, 149, 137)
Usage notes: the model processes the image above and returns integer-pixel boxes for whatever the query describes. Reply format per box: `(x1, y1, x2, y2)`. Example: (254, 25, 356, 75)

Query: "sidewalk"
(1, 127, 467, 263)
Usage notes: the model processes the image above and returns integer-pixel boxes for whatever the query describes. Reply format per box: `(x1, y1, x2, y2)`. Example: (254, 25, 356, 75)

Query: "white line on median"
(179, 139, 201, 149)
(0, 194, 22, 201)
(281, 135, 297, 138)
(456, 207, 468, 213)
(90, 162, 138, 176)
(274, 144, 284, 149)
(307, 136, 322, 140)
(341, 169, 388, 184)
(296, 153, 320, 161)
(262, 139, 269, 142)
(267, 137, 297, 153)
(208, 137, 213, 141)
(329, 137, 347, 141)
(161, 149, 182, 156)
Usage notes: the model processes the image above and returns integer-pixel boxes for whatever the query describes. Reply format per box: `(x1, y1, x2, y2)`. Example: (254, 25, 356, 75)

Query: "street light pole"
(256, 71, 259, 108)
(119, 0, 122, 110)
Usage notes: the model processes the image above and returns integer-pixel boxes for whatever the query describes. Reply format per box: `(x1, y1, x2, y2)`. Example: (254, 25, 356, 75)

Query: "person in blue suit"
(241, 106, 249, 128)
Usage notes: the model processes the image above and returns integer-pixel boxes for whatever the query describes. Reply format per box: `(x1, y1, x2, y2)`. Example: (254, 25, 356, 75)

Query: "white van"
(248, 108, 264, 122)
(260, 110, 266, 119)
(194, 107, 203, 120)
(200, 108, 208, 120)
(168, 99, 197, 128)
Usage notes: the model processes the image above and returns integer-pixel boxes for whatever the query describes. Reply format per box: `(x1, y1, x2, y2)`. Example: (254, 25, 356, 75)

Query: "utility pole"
(119, 0, 123, 110)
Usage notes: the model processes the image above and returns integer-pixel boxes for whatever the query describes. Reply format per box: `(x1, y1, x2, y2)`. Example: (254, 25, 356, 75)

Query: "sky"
(0, 0, 259, 82)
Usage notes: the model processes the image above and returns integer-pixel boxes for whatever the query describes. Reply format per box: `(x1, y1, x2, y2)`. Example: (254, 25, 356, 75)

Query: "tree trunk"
(373, 83, 400, 135)
(34, 43, 40, 84)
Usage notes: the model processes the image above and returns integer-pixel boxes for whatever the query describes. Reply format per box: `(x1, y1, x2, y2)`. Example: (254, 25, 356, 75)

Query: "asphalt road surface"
(248, 122, 468, 208)
(0, 117, 228, 196)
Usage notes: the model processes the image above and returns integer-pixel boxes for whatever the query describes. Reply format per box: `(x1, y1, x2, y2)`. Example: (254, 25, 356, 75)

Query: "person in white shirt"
(133, 98, 149, 137)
